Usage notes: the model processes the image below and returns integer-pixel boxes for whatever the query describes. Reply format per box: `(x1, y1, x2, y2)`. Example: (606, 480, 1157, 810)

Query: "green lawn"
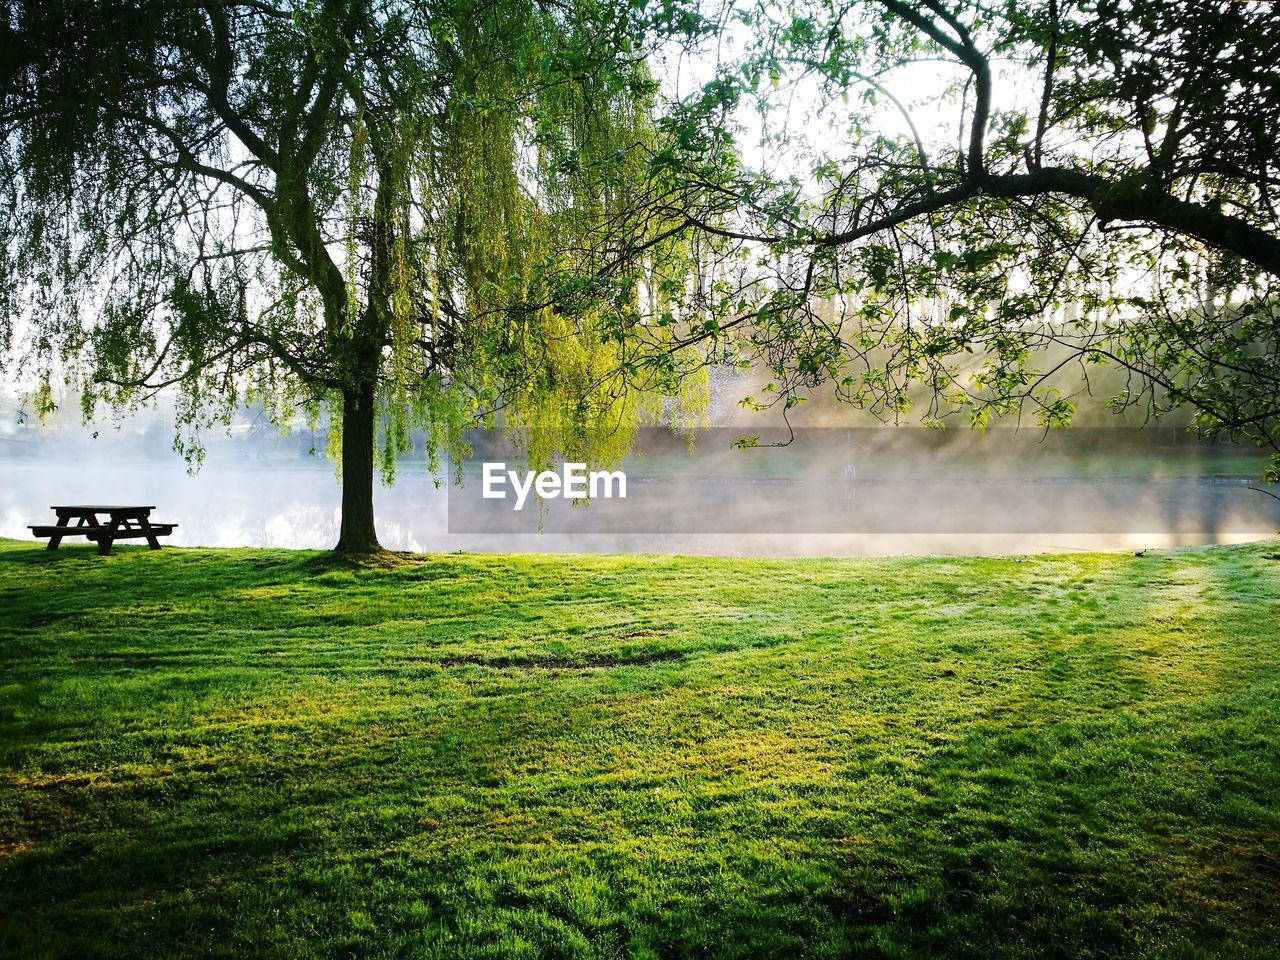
(1, 539, 1278, 959)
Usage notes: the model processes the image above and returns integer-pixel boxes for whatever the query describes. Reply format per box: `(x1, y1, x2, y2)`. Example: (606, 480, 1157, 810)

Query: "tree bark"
(982, 168, 1280, 278)
(335, 377, 381, 553)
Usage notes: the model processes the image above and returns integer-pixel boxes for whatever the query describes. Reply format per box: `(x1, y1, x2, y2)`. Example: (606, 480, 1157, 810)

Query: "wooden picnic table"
(29, 505, 178, 556)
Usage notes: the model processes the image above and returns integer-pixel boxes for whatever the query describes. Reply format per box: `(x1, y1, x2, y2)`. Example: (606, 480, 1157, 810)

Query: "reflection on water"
(1, 457, 1277, 557)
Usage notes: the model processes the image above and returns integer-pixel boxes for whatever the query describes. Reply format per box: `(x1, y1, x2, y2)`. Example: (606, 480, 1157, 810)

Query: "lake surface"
(2, 456, 1277, 556)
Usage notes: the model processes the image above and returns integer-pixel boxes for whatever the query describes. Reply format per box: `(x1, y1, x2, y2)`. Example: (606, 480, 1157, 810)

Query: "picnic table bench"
(29, 505, 178, 556)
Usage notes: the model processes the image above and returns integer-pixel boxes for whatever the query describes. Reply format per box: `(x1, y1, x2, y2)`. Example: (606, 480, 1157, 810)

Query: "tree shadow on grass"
(2, 545, 1279, 958)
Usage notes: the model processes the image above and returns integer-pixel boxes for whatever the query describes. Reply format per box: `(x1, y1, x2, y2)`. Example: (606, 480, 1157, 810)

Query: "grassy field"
(1, 538, 1278, 959)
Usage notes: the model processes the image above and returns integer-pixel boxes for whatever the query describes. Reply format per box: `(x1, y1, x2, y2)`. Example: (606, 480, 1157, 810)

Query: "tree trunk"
(335, 378, 381, 553)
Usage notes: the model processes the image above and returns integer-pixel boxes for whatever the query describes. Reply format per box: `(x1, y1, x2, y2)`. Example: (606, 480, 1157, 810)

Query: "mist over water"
(2, 418, 1277, 556)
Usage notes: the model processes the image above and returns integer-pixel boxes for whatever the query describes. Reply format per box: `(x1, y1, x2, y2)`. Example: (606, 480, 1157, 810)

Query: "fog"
(3, 406, 1277, 556)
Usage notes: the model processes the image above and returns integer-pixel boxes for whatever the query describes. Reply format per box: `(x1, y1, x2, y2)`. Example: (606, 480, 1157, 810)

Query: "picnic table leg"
(44, 509, 71, 550)
(97, 518, 119, 556)
(139, 517, 162, 550)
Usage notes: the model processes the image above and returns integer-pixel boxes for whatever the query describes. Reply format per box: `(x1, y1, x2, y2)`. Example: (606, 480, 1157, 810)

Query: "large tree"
(622, 0, 1280, 473)
(0, 0, 698, 550)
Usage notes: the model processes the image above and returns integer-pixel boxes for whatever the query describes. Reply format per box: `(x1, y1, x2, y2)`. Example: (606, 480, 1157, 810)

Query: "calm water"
(2, 457, 1277, 556)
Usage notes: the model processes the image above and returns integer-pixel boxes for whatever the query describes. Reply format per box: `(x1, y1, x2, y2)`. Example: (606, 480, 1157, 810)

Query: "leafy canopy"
(0, 0, 707, 481)
(619, 0, 1280, 474)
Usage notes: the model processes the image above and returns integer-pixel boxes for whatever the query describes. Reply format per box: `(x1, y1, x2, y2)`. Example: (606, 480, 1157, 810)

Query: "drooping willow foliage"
(0, 0, 709, 547)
